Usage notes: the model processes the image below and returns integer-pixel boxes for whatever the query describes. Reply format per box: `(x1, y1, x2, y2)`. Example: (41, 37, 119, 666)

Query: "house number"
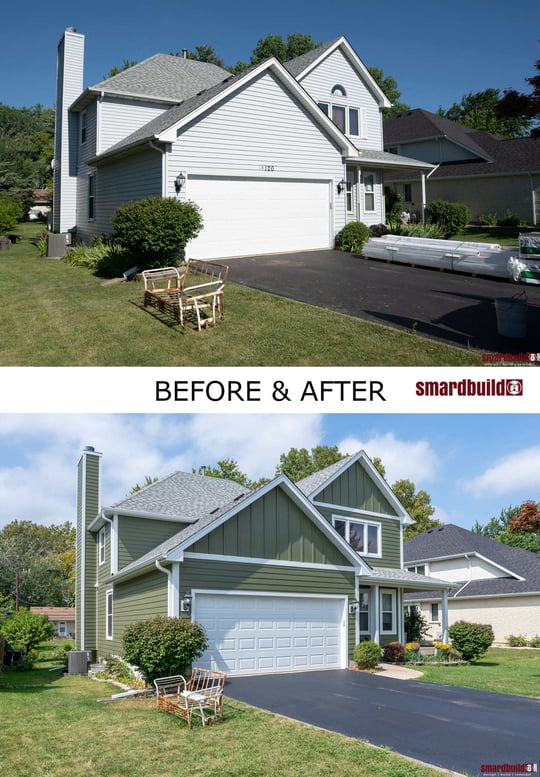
(259, 164, 276, 171)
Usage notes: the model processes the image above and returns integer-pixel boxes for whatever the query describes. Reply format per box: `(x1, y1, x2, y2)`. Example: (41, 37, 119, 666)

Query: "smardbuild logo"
(415, 378, 523, 397)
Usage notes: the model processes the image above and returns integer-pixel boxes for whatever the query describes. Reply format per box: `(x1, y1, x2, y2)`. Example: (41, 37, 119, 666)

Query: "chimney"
(53, 28, 85, 233)
(182, 48, 188, 59)
(75, 445, 102, 652)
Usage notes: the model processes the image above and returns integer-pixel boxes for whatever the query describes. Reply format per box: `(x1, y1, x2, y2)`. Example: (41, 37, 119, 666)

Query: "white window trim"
(98, 526, 106, 566)
(318, 101, 367, 138)
(380, 588, 396, 634)
(363, 173, 376, 213)
(331, 515, 382, 558)
(105, 589, 113, 640)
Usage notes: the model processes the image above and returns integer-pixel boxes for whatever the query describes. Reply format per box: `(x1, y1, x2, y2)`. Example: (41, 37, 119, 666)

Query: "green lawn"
(0, 224, 481, 366)
(455, 225, 536, 247)
(416, 647, 540, 697)
(0, 648, 446, 777)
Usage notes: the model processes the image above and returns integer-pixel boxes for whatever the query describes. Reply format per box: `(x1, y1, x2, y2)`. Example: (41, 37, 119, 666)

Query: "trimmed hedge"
(426, 199, 470, 238)
(353, 640, 381, 670)
(336, 221, 370, 253)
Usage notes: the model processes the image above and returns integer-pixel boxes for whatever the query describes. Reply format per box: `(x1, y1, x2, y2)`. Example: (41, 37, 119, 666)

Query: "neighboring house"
(75, 446, 453, 676)
(404, 523, 540, 645)
(53, 28, 432, 259)
(30, 606, 75, 638)
(383, 108, 540, 225)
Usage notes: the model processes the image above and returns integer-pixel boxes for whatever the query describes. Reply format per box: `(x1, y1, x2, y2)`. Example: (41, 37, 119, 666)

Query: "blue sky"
(0, 413, 538, 533)
(2, 0, 538, 113)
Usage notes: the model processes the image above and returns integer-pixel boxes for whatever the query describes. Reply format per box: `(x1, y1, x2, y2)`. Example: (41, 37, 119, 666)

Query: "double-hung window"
(363, 174, 375, 212)
(318, 101, 366, 138)
(106, 589, 113, 640)
(380, 589, 396, 633)
(333, 517, 381, 556)
(98, 526, 106, 566)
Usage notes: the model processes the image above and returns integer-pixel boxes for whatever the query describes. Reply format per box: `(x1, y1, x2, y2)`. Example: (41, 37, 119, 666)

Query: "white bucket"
(495, 296, 527, 338)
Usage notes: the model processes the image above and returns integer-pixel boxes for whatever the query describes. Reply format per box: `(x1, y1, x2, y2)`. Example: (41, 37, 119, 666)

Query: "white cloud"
(0, 414, 324, 529)
(337, 432, 440, 485)
(461, 445, 540, 498)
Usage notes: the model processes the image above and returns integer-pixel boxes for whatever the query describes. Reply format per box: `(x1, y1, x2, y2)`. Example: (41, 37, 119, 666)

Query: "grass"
(0, 224, 481, 366)
(415, 647, 540, 698)
(0, 645, 447, 777)
(455, 224, 536, 247)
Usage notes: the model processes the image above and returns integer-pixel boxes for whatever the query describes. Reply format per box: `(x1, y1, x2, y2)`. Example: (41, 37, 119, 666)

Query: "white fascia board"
(166, 474, 370, 574)
(157, 58, 356, 157)
(295, 37, 391, 109)
(405, 551, 525, 581)
(310, 450, 414, 526)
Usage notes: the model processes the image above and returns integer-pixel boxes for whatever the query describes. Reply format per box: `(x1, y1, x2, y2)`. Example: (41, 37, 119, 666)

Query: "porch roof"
(359, 566, 457, 591)
(346, 149, 435, 171)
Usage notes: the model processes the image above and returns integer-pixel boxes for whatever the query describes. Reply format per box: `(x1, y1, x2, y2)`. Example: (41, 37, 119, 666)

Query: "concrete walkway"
(376, 662, 423, 679)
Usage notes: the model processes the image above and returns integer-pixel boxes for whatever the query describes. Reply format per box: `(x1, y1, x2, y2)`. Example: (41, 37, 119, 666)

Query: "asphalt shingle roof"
(284, 39, 341, 78)
(404, 523, 540, 598)
(108, 470, 248, 522)
(296, 456, 353, 497)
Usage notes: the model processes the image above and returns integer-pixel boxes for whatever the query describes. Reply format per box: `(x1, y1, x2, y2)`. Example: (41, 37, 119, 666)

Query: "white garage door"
(186, 176, 331, 259)
(194, 592, 346, 676)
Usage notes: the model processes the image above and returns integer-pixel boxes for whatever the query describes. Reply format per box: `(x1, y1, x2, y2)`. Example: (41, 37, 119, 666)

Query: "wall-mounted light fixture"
(180, 593, 192, 612)
(348, 599, 359, 615)
(337, 178, 347, 195)
(175, 172, 186, 193)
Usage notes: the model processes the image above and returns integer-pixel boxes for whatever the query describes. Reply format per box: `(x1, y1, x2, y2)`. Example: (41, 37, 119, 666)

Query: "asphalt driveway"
(225, 250, 540, 355)
(226, 669, 540, 775)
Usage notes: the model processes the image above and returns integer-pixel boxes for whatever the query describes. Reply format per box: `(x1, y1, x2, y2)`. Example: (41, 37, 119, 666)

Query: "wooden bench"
(154, 667, 227, 728)
(142, 259, 228, 331)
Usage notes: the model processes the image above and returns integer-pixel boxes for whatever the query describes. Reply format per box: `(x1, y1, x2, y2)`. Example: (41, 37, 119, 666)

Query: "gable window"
(81, 111, 87, 144)
(106, 589, 113, 640)
(88, 174, 95, 220)
(380, 589, 396, 633)
(98, 526, 106, 566)
(332, 105, 346, 133)
(363, 174, 375, 212)
(318, 101, 365, 137)
(331, 84, 347, 97)
(333, 516, 381, 556)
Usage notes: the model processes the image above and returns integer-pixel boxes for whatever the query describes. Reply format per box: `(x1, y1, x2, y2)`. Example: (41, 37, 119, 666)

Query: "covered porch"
(351, 567, 456, 646)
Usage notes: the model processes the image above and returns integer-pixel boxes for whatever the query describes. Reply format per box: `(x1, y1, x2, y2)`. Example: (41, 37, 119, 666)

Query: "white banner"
(0, 366, 538, 413)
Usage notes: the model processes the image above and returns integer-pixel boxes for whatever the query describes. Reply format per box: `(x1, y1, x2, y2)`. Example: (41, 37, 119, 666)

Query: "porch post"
(397, 589, 405, 643)
(441, 590, 449, 643)
(373, 584, 380, 644)
(421, 173, 427, 224)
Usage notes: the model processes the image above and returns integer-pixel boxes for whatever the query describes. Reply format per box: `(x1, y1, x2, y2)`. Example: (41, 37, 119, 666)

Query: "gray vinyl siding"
(188, 486, 351, 566)
(99, 570, 168, 656)
(74, 100, 99, 242)
(117, 515, 187, 570)
(315, 462, 399, 517)
(182, 558, 357, 660)
(298, 48, 384, 151)
(99, 97, 172, 154)
(78, 149, 162, 242)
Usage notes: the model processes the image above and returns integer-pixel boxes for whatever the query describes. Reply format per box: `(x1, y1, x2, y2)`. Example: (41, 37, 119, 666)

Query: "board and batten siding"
(187, 485, 352, 567)
(181, 558, 357, 660)
(297, 48, 384, 151)
(318, 506, 401, 569)
(314, 462, 399, 518)
(98, 97, 172, 154)
(117, 515, 186, 571)
(100, 570, 168, 655)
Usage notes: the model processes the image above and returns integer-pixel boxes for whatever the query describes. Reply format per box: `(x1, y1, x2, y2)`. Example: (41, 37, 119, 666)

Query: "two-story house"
(76, 446, 453, 675)
(53, 28, 432, 259)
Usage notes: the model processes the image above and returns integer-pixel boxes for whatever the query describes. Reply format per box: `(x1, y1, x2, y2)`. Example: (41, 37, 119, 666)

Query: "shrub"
(382, 641, 405, 663)
(0, 198, 23, 235)
(507, 634, 529, 647)
(476, 213, 498, 226)
(335, 221, 370, 253)
(448, 620, 494, 661)
(0, 608, 55, 655)
(353, 640, 381, 670)
(529, 636, 540, 648)
(404, 605, 431, 643)
(497, 209, 522, 227)
(122, 615, 208, 684)
(112, 197, 203, 267)
(426, 199, 471, 238)
(385, 189, 404, 222)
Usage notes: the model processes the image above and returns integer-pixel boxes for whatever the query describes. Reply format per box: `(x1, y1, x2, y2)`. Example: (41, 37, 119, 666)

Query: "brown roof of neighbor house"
(30, 606, 75, 620)
(383, 108, 540, 179)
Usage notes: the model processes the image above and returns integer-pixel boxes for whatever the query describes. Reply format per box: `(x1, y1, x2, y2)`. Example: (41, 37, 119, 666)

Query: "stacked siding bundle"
(362, 235, 515, 279)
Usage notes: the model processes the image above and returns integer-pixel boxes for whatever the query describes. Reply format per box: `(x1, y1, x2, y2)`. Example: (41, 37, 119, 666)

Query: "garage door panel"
(195, 593, 345, 676)
(187, 177, 331, 259)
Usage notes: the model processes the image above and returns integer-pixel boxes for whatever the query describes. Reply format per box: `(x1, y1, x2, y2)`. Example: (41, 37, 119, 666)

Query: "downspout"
(99, 510, 114, 573)
(155, 559, 173, 616)
(530, 174, 537, 226)
(148, 140, 167, 198)
(422, 163, 440, 224)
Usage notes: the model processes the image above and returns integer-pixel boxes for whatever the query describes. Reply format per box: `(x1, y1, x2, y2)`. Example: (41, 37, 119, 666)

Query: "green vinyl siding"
(316, 461, 398, 516)
(76, 451, 100, 651)
(99, 570, 168, 655)
(117, 515, 186, 570)
(188, 485, 351, 566)
(183, 558, 357, 660)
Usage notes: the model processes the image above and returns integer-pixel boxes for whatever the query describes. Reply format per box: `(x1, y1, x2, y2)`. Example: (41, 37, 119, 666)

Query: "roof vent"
(83, 445, 95, 452)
